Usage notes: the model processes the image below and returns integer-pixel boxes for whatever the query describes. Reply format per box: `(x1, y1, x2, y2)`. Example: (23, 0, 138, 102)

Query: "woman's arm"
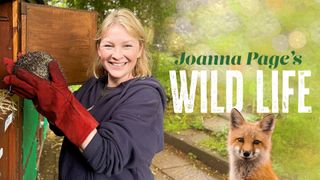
(80, 87, 164, 175)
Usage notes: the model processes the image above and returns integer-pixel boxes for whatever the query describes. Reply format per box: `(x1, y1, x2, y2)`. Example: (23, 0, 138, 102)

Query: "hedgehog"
(14, 51, 55, 80)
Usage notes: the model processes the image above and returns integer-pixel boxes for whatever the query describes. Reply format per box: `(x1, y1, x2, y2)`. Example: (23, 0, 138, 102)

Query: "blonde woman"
(3, 9, 166, 180)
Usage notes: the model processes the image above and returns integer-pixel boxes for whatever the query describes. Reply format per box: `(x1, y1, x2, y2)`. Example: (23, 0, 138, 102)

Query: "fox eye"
(253, 140, 261, 145)
(236, 138, 244, 143)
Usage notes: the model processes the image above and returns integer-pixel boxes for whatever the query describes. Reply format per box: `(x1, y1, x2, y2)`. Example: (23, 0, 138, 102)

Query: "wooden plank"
(0, 94, 21, 180)
(0, 2, 15, 180)
(12, 0, 18, 61)
(10, 1, 23, 179)
(0, 1, 23, 179)
(0, 111, 9, 180)
(24, 3, 97, 85)
(0, 2, 13, 89)
(21, 14, 27, 54)
(8, 96, 22, 180)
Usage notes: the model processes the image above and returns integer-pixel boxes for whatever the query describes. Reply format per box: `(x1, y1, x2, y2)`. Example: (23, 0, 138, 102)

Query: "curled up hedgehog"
(1, 51, 61, 120)
(14, 51, 56, 80)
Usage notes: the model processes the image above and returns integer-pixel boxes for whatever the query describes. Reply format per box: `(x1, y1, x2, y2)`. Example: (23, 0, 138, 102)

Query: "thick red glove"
(3, 60, 98, 147)
(2, 57, 36, 98)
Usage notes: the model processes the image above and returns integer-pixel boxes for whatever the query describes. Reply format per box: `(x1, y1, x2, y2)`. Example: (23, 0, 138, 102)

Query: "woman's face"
(98, 24, 142, 87)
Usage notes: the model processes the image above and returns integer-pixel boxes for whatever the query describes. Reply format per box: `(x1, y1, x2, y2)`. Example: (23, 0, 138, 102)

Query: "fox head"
(228, 108, 276, 162)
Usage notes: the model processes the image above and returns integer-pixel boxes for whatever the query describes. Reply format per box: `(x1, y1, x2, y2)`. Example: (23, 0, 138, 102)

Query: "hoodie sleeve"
(81, 86, 164, 176)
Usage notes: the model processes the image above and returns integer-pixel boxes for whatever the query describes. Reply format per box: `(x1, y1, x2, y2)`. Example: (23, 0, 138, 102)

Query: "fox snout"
(240, 149, 260, 160)
(243, 151, 251, 158)
(233, 146, 260, 160)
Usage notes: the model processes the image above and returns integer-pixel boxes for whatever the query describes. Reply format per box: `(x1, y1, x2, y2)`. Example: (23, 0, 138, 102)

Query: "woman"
(3, 9, 166, 180)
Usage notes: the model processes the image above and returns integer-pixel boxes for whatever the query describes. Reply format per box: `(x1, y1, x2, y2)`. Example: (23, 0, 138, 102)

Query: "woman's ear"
(138, 43, 144, 59)
(97, 44, 101, 58)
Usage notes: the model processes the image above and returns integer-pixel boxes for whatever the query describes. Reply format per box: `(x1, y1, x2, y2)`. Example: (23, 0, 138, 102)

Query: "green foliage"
(164, 112, 204, 132)
(187, 152, 197, 160)
(151, 51, 184, 101)
(164, 113, 189, 132)
(45, 0, 68, 7)
(189, 116, 204, 130)
(198, 128, 228, 157)
(68, 85, 81, 92)
(272, 114, 320, 179)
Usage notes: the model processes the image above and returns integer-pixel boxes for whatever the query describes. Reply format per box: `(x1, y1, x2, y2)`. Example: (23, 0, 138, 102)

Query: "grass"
(272, 113, 320, 179)
(164, 111, 205, 132)
(198, 127, 228, 157)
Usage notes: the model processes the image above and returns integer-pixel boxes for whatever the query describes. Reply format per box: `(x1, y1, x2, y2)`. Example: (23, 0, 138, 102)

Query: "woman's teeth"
(110, 62, 127, 66)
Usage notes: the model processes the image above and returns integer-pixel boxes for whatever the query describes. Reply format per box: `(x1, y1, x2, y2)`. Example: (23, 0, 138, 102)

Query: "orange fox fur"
(228, 108, 278, 180)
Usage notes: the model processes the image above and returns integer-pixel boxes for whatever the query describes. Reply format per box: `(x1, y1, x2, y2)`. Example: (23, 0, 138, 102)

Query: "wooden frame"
(0, 1, 23, 179)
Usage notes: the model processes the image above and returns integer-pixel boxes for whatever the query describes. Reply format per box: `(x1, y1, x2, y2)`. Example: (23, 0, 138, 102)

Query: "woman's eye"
(103, 44, 113, 48)
(124, 44, 133, 48)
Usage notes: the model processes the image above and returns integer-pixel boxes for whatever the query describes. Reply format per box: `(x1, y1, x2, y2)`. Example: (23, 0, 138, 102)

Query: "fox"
(228, 108, 278, 180)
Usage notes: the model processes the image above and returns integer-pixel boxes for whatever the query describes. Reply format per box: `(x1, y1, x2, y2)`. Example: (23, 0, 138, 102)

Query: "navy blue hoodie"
(53, 76, 166, 180)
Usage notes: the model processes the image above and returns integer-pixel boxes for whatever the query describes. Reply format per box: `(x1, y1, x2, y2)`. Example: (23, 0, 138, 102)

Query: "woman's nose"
(112, 48, 124, 60)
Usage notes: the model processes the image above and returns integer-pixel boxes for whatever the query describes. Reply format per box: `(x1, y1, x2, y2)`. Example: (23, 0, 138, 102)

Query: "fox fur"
(228, 108, 278, 180)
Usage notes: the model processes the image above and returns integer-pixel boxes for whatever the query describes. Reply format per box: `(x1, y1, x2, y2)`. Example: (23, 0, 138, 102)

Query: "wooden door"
(21, 2, 98, 85)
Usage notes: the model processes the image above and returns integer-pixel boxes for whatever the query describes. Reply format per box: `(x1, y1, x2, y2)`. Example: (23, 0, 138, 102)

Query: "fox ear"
(259, 114, 275, 132)
(230, 108, 245, 129)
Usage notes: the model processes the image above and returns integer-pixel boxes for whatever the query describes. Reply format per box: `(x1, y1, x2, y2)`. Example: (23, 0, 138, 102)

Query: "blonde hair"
(90, 8, 151, 78)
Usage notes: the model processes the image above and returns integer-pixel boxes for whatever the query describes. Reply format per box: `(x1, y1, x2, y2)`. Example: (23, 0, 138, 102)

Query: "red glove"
(3, 57, 35, 98)
(3, 59, 98, 147)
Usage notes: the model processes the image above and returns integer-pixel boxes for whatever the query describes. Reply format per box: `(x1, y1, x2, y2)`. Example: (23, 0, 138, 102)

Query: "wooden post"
(0, 1, 23, 179)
